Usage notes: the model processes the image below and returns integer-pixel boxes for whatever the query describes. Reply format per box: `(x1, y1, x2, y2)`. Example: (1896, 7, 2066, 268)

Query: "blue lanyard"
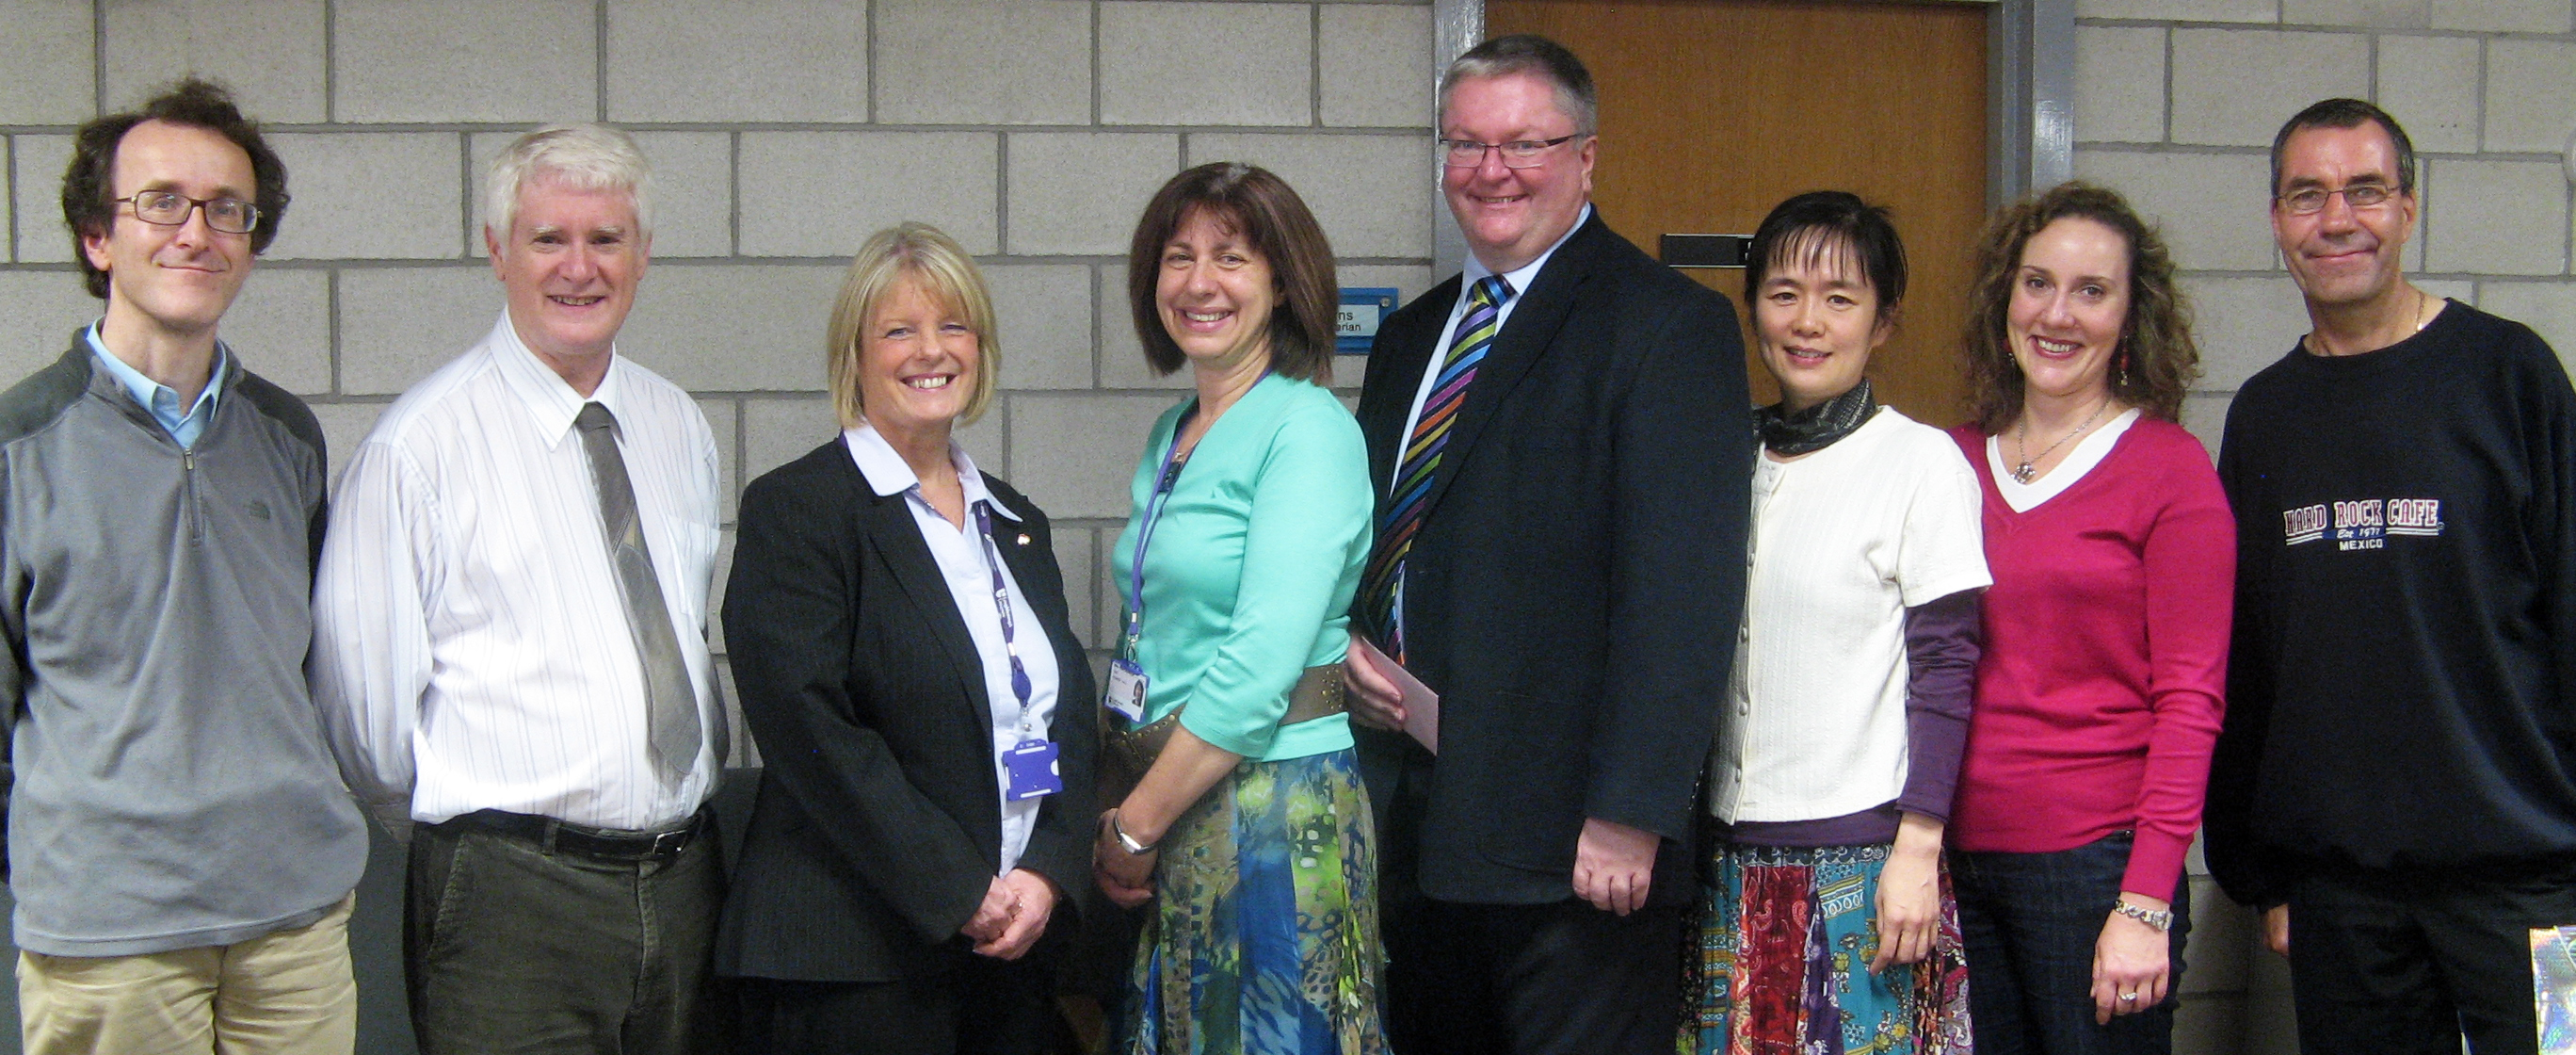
(970, 501, 1037, 731)
(1120, 413, 1196, 658)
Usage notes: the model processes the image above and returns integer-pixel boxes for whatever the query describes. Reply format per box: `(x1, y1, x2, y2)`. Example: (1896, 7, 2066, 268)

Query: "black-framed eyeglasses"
(2277, 182, 2398, 216)
(114, 191, 261, 234)
(1438, 135, 1583, 170)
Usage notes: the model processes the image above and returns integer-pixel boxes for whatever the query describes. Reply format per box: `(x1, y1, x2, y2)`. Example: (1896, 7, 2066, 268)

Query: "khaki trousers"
(17, 893, 358, 1055)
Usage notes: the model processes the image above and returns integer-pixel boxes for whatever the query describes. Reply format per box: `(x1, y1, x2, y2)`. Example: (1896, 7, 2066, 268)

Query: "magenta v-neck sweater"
(1944, 417, 2234, 901)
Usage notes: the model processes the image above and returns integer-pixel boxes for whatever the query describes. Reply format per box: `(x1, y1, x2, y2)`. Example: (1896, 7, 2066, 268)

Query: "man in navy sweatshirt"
(2208, 98, 2576, 1055)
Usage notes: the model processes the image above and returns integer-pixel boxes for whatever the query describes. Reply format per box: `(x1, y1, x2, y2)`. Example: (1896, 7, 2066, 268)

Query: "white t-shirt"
(1710, 406, 1992, 823)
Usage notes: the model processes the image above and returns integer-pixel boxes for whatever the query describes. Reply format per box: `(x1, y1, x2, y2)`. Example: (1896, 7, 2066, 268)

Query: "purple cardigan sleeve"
(1896, 589, 1983, 822)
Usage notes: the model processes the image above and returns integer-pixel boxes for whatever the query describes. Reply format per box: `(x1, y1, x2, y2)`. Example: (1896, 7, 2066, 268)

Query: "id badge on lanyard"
(973, 502, 1060, 801)
(1108, 423, 1192, 725)
(1105, 654, 1150, 723)
(1004, 739, 1062, 800)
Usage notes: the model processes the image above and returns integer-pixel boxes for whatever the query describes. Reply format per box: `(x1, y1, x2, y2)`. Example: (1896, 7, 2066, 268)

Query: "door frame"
(1425, 0, 2076, 275)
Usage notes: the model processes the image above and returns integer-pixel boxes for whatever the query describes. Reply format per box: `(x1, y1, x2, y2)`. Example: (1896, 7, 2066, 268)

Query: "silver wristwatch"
(2113, 900, 2175, 932)
(1111, 813, 1157, 855)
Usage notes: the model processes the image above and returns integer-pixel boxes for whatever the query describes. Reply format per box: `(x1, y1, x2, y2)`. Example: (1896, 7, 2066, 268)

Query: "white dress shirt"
(314, 313, 726, 833)
(1394, 204, 1596, 469)
(1388, 205, 1593, 636)
(843, 423, 1061, 874)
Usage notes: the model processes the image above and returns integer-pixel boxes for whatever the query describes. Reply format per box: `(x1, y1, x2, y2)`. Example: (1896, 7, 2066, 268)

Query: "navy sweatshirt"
(2206, 301, 2576, 906)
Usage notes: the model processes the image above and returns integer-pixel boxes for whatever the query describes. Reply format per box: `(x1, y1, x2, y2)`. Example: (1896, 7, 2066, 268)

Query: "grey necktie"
(574, 401, 702, 782)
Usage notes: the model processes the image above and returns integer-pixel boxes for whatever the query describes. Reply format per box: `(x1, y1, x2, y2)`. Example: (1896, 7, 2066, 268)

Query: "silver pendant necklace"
(2012, 397, 2111, 485)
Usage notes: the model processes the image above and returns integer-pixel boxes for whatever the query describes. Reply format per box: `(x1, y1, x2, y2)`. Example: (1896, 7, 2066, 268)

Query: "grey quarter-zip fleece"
(0, 332, 367, 956)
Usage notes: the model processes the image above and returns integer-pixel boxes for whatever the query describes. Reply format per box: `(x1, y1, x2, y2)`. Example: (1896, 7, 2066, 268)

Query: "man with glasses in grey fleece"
(0, 78, 368, 1055)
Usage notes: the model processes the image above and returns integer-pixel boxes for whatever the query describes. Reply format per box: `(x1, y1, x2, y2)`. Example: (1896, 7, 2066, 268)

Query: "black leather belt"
(449, 808, 705, 862)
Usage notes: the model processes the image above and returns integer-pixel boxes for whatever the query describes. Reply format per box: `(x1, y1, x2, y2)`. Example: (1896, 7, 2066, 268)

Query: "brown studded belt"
(1106, 663, 1346, 776)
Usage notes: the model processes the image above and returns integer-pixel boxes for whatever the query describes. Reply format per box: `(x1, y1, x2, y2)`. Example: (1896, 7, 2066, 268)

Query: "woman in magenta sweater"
(1944, 181, 2233, 1054)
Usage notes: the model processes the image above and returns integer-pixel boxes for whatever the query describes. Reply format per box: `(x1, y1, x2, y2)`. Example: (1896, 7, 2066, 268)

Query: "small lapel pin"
(1017, 533, 1032, 546)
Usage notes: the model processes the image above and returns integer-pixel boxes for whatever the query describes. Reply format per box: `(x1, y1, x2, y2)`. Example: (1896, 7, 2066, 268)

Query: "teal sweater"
(1110, 374, 1373, 762)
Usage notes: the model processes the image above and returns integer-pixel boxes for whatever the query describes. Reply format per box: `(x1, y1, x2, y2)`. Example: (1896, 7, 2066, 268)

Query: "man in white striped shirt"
(311, 123, 728, 1055)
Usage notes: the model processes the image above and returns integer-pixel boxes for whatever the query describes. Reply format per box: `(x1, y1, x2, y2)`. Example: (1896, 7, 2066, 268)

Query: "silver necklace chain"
(2012, 397, 2111, 485)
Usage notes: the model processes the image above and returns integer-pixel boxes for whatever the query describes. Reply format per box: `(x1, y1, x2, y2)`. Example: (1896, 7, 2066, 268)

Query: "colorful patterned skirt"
(1683, 841, 1972, 1055)
(1123, 748, 1388, 1055)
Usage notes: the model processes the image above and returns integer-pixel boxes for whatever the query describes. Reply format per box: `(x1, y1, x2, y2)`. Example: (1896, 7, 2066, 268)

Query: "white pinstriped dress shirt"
(313, 313, 726, 834)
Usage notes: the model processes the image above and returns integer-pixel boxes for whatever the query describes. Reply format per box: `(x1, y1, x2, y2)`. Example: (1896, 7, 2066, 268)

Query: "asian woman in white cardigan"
(1683, 191, 1988, 1055)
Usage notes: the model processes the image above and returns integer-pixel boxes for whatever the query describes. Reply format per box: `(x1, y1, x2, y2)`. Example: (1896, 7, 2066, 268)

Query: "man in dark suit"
(1344, 32, 1750, 1055)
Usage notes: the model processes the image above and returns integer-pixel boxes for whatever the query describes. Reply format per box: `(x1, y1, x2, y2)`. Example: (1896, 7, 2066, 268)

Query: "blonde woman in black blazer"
(716, 222, 1097, 1054)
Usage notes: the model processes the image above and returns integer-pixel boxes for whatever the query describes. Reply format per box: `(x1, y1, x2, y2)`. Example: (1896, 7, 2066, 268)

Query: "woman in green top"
(1091, 162, 1385, 1054)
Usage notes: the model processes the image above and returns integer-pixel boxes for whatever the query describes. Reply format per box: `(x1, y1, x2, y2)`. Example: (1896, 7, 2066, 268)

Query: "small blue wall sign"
(1337, 288, 1399, 355)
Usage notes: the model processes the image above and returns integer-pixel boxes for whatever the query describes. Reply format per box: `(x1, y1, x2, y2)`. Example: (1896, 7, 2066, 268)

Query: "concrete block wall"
(2073, 1, 2576, 1050)
(18, 1, 2563, 1050)
(0, 0, 1441, 696)
(0, 6, 1429, 1047)
(2074, 0, 2576, 444)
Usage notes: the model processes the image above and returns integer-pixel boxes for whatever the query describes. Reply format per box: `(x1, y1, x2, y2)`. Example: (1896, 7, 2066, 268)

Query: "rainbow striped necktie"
(1360, 274, 1512, 662)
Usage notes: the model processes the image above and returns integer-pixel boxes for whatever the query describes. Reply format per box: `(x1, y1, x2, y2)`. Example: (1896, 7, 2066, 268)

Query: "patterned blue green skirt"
(1123, 748, 1388, 1055)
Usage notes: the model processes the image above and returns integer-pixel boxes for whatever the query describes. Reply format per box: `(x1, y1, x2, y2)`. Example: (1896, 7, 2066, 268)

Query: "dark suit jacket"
(715, 438, 1098, 982)
(1353, 211, 1751, 907)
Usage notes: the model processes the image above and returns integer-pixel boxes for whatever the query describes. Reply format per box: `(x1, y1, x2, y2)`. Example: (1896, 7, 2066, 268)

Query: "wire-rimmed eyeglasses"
(2277, 182, 2398, 216)
(113, 191, 261, 235)
(1437, 135, 1582, 170)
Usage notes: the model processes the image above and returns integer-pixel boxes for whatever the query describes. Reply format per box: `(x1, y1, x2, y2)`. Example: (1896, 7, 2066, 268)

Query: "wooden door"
(1490, 0, 1989, 425)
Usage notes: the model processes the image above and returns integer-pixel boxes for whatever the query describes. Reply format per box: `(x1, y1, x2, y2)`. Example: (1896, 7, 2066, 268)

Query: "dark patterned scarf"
(1753, 378, 1877, 455)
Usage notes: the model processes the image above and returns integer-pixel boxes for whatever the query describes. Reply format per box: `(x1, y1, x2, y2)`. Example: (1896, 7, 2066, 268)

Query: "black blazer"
(715, 438, 1098, 982)
(1352, 211, 1752, 907)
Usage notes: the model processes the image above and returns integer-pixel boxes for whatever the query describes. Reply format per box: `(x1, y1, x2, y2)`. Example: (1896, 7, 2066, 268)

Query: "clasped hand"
(958, 868, 1057, 960)
(1093, 809, 1159, 909)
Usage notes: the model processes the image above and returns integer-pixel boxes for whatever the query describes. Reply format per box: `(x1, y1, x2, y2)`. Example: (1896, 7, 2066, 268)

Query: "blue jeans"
(1951, 832, 2191, 1055)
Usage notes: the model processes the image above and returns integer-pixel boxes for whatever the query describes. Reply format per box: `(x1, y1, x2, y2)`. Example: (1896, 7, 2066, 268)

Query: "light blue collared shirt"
(86, 322, 226, 449)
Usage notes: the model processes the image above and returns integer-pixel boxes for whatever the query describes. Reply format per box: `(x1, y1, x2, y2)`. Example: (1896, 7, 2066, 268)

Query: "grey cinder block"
(0, 1, 94, 126)
(738, 132, 1001, 257)
(2072, 150, 2278, 273)
(219, 267, 332, 397)
(1006, 133, 1181, 257)
(606, 0, 868, 123)
(264, 133, 463, 261)
(1100, 2, 1312, 127)
(2483, 40, 2576, 155)
(2424, 158, 2568, 276)
(2170, 29, 2370, 148)
(2074, 25, 2167, 146)
(877, 0, 1094, 126)
(1187, 132, 1436, 259)
(104, 0, 328, 124)
(1320, 5, 1436, 130)
(332, 0, 597, 123)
